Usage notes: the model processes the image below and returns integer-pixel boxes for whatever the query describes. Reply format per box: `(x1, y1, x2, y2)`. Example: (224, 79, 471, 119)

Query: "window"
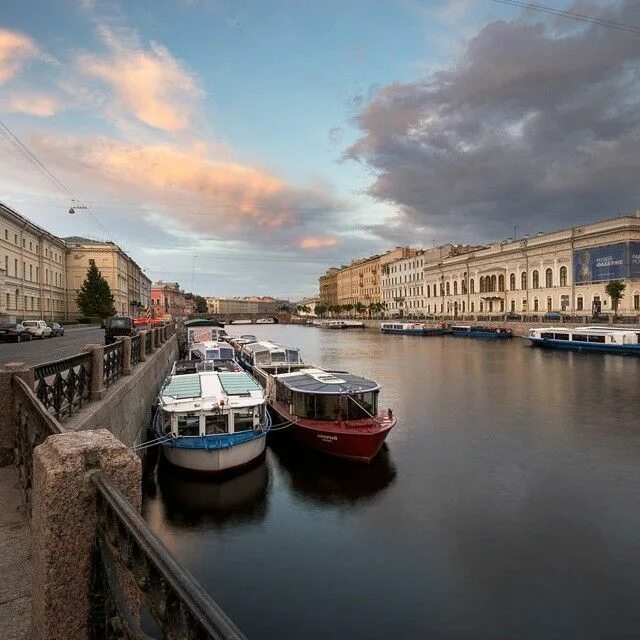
(577, 296, 584, 311)
(532, 270, 539, 288)
(177, 415, 200, 436)
(480, 301, 484, 311)
(534, 298, 539, 311)
(545, 268, 553, 288)
(588, 334, 606, 343)
(554, 333, 570, 340)
(559, 266, 567, 287)
(233, 408, 255, 432)
(446, 282, 450, 295)
(462, 280, 467, 294)
(453, 281, 458, 295)
(511, 300, 515, 312)
(14, 258, 17, 276)
(634, 294, 639, 311)
(547, 297, 552, 311)
(480, 276, 485, 293)
(471, 301, 475, 312)
(510, 273, 516, 290)
(470, 279, 475, 294)
(29, 264, 33, 281)
(521, 271, 527, 290)
(498, 274, 505, 292)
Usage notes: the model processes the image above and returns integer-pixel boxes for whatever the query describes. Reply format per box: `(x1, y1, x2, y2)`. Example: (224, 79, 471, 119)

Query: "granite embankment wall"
(65, 335, 179, 448)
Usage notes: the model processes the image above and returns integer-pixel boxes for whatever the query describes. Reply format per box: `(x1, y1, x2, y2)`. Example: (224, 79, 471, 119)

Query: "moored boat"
(256, 318, 276, 324)
(523, 326, 640, 355)
(380, 322, 443, 336)
(184, 319, 228, 346)
(188, 340, 238, 368)
(237, 340, 305, 377)
(155, 363, 271, 473)
(324, 320, 365, 329)
(450, 325, 513, 339)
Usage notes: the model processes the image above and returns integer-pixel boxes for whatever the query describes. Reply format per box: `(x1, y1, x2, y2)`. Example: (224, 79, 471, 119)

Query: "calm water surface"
(143, 325, 640, 639)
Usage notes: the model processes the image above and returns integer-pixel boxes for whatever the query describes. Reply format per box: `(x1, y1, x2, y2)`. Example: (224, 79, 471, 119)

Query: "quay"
(0, 323, 246, 640)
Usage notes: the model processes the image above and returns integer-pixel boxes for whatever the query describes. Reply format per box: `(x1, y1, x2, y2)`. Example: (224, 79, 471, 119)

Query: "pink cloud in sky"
(0, 29, 38, 85)
(6, 93, 58, 117)
(299, 236, 340, 250)
(76, 27, 201, 132)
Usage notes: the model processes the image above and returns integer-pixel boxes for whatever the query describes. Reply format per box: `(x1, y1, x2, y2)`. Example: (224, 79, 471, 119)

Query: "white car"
(22, 320, 52, 339)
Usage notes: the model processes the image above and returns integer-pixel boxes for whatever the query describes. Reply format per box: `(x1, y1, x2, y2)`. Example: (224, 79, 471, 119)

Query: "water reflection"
(269, 436, 397, 506)
(155, 457, 270, 529)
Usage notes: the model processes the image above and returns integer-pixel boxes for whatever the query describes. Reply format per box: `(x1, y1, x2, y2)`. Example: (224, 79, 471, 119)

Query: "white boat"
(188, 340, 237, 367)
(185, 320, 228, 347)
(524, 326, 640, 355)
(155, 363, 271, 473)
(256, 318, 276, 324)
(237, 340, 305, 383)
(380, 322, 443, 336)
(230, 319, 252, 325)
(323, 320, 365, 329)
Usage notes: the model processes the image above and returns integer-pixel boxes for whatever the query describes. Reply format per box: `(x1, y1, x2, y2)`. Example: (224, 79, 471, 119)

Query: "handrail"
(92, 472, 247, 640)
(33, 350, 92, 379)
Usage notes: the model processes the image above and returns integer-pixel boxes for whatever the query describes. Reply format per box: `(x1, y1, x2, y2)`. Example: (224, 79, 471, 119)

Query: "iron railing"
(131, 335, 142, 366)
(91, 472, 246, 640)
(13, 376, 63, 512)
(33, 352, 92, 421)
(104, 341, 124, 388)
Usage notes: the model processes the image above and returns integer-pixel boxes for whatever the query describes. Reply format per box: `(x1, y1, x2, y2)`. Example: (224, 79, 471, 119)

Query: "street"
(0, 326, 104, 367)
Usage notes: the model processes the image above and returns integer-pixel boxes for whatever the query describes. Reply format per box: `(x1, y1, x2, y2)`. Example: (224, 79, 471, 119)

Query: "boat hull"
(381, 328, 443, 336)
(524, 336, 640, 355)
(161, 436, 266, 473)
(451, 330, 512, 339)
(270, 401, 396, 463)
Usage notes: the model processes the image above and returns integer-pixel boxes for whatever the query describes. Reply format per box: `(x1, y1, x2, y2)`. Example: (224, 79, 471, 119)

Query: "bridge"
(190, 311, 292, 324)
(0, 324, 246, 640)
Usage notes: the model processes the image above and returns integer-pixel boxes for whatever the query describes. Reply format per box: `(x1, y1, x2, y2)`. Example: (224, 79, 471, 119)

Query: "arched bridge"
(189, 312, 291, 324)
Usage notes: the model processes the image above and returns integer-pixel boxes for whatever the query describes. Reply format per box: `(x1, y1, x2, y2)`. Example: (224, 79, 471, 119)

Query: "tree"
(194, 295, 208, 313)
(76, 262, 116, 318)
(354, 302, 366, 317)
(605, 280, 626, 315)
(315, 304, 327, 318)
(343, 303, 354, 317)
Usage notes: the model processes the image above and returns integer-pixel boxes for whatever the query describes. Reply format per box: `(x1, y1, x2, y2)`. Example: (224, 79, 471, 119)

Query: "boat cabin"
(159, 370, 266, 438)
(272, 368, 380, 422)
(188, 340, 235, 362)
(185, 320, 228, 347)
(527, 327, 640, 345)
(240, 340, 304, 370)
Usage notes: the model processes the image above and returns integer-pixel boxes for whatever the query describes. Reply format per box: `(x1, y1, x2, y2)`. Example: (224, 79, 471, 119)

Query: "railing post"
(138, 330, 148, 361)
(120, 336, 132, 375)
(85, 344, 105, 401)
(149, 329, 157, 354)
(0, 363, 34, 467)
(30, 430, 141, 640)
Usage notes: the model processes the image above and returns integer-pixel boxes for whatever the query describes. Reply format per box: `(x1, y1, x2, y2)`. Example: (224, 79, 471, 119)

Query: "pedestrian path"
(0, 465, 30, 640)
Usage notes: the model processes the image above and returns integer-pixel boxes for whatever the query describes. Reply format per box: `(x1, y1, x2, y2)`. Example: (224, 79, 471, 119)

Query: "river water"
(143, 325, 640, 639)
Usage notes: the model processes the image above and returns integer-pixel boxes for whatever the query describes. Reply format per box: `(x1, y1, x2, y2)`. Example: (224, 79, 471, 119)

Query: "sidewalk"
(0, 466, 30, 640)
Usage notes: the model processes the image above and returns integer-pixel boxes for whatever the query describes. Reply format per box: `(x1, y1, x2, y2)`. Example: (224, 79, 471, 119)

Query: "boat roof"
(243, 340, 300, 354)
(530, 326, 639, 334)
(184, 319, 225, 328)
(161, 370, 264, 412)
(274, 367, 379, 394)
(190, 340, 232, 350)
(173, 360, 240, 374)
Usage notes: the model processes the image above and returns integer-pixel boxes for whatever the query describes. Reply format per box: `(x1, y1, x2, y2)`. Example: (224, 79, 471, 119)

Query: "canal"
(143, 325, 640, 639)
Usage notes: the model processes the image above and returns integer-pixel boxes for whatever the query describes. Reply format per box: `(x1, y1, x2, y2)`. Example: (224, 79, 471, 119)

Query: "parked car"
(543, 311, 562, 321)
(0, 323, 33, 342)
(50, 322, 65, 337)
(104, 316, 137, 345)
(22, 320, 52, 339)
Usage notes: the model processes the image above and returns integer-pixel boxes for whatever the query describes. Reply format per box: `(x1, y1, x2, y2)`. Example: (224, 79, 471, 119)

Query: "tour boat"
(188, 340, 238, 368)
(380, 322, 444, 336)
(265, 367, 396, 463)
(185, 319, 228, 347)
(228, 334, 258, 353)
(523, 326, 640, 355)
(324, 320, 365, 329)
(230, 319, 252, 325)
(155, 363, 271, 473)
(237, 340, 305, 377)
(256, 318, 276, 324)
(450, 325, 513, 339)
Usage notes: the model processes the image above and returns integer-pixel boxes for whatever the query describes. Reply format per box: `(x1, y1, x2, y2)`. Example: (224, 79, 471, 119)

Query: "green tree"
(354, 302, 366, 317)
(194, 295, 208, 313)
(315, 304, 327, 318)
(605, 280, 626, 315)
(76, 262, 116, 318)
(343, 303, 354, 317)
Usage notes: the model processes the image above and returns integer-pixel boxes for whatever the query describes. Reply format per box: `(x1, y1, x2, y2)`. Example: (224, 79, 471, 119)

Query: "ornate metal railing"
(104, 341, 124, 388)
(91, 472, 246, 640)
(131, 335, 142, 366)
(33, 352, 92, 421)
(13, 376, 63, 513)
(145, 331, 152, 354)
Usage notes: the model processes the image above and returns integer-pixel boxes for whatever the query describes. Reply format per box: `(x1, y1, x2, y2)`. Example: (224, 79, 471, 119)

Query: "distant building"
(206, 296, 291, 315)
(295, 296, 320, 316)
(151, 281, 187, 318)
(319, 268, 339, 308)
(0, 202, 67, 321)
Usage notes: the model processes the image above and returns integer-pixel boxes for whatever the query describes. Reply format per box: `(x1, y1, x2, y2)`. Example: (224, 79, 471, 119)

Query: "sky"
(1, 0, 639, 299)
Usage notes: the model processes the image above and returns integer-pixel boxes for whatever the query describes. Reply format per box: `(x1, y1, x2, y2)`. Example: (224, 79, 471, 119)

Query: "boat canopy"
(276, 368, 379, 395)
(242, 340, 302, 365)
(218, 372, 262, 396)
(163, 374, 202, 399)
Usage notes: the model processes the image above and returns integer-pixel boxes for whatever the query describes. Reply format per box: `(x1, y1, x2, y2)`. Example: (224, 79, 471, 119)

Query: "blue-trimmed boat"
(154, 362, 271, 473)
(380, 322, 444, 336)
(451, 325, 513, 339)
(523, 326, 640, 355)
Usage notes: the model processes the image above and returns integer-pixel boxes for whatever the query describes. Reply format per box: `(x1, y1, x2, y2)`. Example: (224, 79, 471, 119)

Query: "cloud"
(299, 235, 340, 250)
(4, 93, 58, 117)
(0, 29, 38, 85)
(346, 0, 640, 243)
(76, 25, 202, 131)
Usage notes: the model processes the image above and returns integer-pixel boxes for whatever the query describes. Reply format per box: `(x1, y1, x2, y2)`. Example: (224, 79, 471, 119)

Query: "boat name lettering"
(317, 434, 338, 442)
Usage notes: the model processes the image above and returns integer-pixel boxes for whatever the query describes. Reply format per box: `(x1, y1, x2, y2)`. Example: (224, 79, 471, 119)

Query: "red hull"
(270, 400, 396, 463)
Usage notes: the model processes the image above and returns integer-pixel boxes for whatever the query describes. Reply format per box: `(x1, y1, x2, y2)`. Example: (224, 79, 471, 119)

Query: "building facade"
(0, 202, 67, 321)
(206, 296, 290, 315)
(423, 214, 640, 317)
(151, 282, 187, 318)
(318, 268, 339, 307)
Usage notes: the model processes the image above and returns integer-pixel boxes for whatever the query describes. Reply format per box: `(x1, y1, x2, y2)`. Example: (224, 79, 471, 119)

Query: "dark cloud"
(346, 1, 640, 243)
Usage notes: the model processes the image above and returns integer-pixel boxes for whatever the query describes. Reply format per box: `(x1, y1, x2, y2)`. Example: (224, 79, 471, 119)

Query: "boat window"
(205, 413, 228, 434)
(286, 349, 300, 363)
(205, 350, 219, 360)
(220, 347, 234, 359)
(347, 392, 378, 420)
(293, 392, 316, 418)
(162, 413, 171, 434)
(573, 334, 588, 342)
(541, 332, 554, 339)
(271, 351, 285, 363)
(233, 408, 255, 432)
(554, 333, 570, 340)
(177, 414, 200, 437)
(588, 334, 606, 343)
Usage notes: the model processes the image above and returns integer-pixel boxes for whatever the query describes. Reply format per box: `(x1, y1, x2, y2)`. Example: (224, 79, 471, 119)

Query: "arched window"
(446, 282, 450, 296)
(545, 268, 553, 288)
(510, 300, 515, 312)
(576, 295, 583, 311)
(440, 283, 444, 296)
(479, 276, 485, 293)
(470, 279, 475, 294)
(462, 300, 465, 312)
(498, 274, 505, 292)
(559, 266, 567, 287)
(480, 301, 484, 311)
(426, 285, 430, 298)
(521, 271, 527, 290)
(462, 280, 467, 294)
(522, 298, 527, 311)
(453, 281, 458, 295)
(533, 297, 539, 311)
(547, 297, 552, 311)
(510, 273, 516, 291)
(532, 270, 539, 289)
(491, 275, 497, 292)
(471, 301, 475, 312)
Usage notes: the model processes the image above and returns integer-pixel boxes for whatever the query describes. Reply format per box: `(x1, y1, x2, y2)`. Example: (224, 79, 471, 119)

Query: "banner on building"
(573, 243, 629, 283)
(630, 242, 640, 279)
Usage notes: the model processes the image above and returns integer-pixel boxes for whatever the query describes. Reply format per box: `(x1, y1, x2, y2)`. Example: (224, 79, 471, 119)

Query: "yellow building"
(0, 202, 67, 321)
(319, 268, 339, 307)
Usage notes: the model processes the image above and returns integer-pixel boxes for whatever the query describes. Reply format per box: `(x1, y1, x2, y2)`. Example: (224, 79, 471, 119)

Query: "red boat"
(267, 367, 396, 463)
